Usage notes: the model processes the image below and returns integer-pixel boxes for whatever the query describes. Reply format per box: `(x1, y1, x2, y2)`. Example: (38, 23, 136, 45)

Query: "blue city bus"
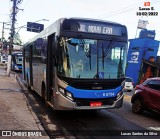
(22, 18, 128, 110)
(11, 51, 23, 71)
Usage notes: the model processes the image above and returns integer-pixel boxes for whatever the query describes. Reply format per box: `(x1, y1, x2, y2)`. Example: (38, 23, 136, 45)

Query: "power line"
(0, 14, 10, 16)
(22, 0, 30, 9)
(95, 0, 159, 19)
(94, 1, 143, 18)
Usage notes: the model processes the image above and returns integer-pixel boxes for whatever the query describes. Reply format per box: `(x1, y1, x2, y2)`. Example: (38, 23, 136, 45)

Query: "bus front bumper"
(54, 92, 124, 110)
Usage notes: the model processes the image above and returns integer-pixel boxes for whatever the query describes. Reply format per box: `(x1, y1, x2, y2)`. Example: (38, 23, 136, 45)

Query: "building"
(126, 29, 160, 85)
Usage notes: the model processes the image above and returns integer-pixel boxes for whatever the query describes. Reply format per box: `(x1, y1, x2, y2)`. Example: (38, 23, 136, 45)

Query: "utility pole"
(9, 0, 17, 55)
(7, 0, 23, 76)
(2, 22, 5, 49)
(7, 0, 17, 76)
(1, 22, 10, 50)
(0, 22, 6, 50)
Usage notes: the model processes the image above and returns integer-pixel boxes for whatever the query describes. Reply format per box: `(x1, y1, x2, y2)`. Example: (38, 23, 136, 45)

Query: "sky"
(0, 0, 160, 44)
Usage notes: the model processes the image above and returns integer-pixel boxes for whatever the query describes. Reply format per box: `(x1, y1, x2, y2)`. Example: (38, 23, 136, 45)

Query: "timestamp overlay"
(136, 2, 159, 16)
(137, 12, 158, 16)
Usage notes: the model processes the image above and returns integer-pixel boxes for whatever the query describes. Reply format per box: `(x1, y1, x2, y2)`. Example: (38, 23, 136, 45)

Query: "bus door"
(29, 45, 33, 88)
(32, 43, 39, 91)
(46, 33, 56, 103)
(22, 49, 26, 80)
(25, 45, 33, 88)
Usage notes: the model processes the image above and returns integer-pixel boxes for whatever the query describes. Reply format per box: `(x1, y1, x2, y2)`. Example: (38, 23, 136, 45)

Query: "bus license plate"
(90, 102, 102, 107)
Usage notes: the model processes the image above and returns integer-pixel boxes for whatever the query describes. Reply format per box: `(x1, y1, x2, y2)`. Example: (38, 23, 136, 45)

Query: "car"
(124, 77, 134, 91)
(131, 77, 160, 114)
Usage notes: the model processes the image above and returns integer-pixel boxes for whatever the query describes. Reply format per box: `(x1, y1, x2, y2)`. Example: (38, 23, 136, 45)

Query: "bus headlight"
(58, 86, 73, 101)
(58, 87, 65, 95)
(66, 92, 73, 101)
(14, 65, 19, 70)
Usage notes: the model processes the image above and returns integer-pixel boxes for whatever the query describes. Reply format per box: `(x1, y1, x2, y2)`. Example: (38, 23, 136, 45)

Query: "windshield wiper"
(93, 73, 99, 78)
(89, 44, 91, 70)
(117, 47, 124, 78)
(104, 41, 115, 57)
(102, 41, 115, 71)
(102, 44, 104, 70)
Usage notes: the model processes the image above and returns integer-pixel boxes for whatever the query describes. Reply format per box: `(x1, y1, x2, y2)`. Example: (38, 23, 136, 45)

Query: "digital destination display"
(77, 22, 122, 36)
(62, 19, 125, 36)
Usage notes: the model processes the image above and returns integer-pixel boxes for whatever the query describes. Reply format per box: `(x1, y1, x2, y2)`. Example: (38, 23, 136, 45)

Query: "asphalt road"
(16, 72, 160, 139)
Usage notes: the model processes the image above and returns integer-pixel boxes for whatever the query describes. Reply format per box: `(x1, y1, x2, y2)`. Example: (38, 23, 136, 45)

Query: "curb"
(14, 74, 49, 136)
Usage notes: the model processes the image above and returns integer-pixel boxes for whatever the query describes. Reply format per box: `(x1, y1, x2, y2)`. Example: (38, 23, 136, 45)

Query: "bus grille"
(74, 98, 116, 106)
(71, 82, 119, 90)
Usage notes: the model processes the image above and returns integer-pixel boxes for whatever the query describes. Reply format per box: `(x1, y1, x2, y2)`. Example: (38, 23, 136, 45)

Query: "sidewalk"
(0, 65, 49, 138)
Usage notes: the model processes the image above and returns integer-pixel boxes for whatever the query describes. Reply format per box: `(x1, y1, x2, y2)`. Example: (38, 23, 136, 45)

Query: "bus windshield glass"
(58, 37, 127, 79)
(14, 55, 22, 65)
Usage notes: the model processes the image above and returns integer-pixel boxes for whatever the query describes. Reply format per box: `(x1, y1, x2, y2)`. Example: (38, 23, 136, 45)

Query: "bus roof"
(68, 17, 125, 26)
(24, 17, 127, 45)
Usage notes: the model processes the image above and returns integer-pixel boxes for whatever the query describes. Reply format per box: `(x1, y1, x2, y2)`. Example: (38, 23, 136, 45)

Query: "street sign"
(27, 22, 44, 33)
(137, 19, 148, 29)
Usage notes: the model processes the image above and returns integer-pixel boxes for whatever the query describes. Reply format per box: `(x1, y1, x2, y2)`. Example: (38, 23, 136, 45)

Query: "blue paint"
(18, 66, 22, 69)
(98, 72, 104, 78)
(126, 37, 160, 85)
(66, 85, 121, 99)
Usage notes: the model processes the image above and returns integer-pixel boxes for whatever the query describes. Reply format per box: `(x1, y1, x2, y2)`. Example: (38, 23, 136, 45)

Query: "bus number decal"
(103, 92, 115, 97)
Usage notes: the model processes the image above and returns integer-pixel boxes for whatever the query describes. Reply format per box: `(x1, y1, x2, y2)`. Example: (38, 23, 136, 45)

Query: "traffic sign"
(27, 22, 44, 33)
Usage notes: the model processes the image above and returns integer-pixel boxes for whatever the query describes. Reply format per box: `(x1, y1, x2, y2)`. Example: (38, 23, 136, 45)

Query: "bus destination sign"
(72, 21, 123, 36)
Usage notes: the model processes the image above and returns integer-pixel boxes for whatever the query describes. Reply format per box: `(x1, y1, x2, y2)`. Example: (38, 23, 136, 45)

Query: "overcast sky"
(0, 0, 160, 43)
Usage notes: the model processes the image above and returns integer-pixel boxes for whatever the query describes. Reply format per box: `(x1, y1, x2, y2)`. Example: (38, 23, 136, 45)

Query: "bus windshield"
(58, 37, 127, 79)
(13, 55, 22, 65)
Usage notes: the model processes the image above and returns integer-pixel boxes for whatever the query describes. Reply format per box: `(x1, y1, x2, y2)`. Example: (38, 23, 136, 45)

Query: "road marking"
(124, 95, 131, 102)
(147, 127, 160, 131)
